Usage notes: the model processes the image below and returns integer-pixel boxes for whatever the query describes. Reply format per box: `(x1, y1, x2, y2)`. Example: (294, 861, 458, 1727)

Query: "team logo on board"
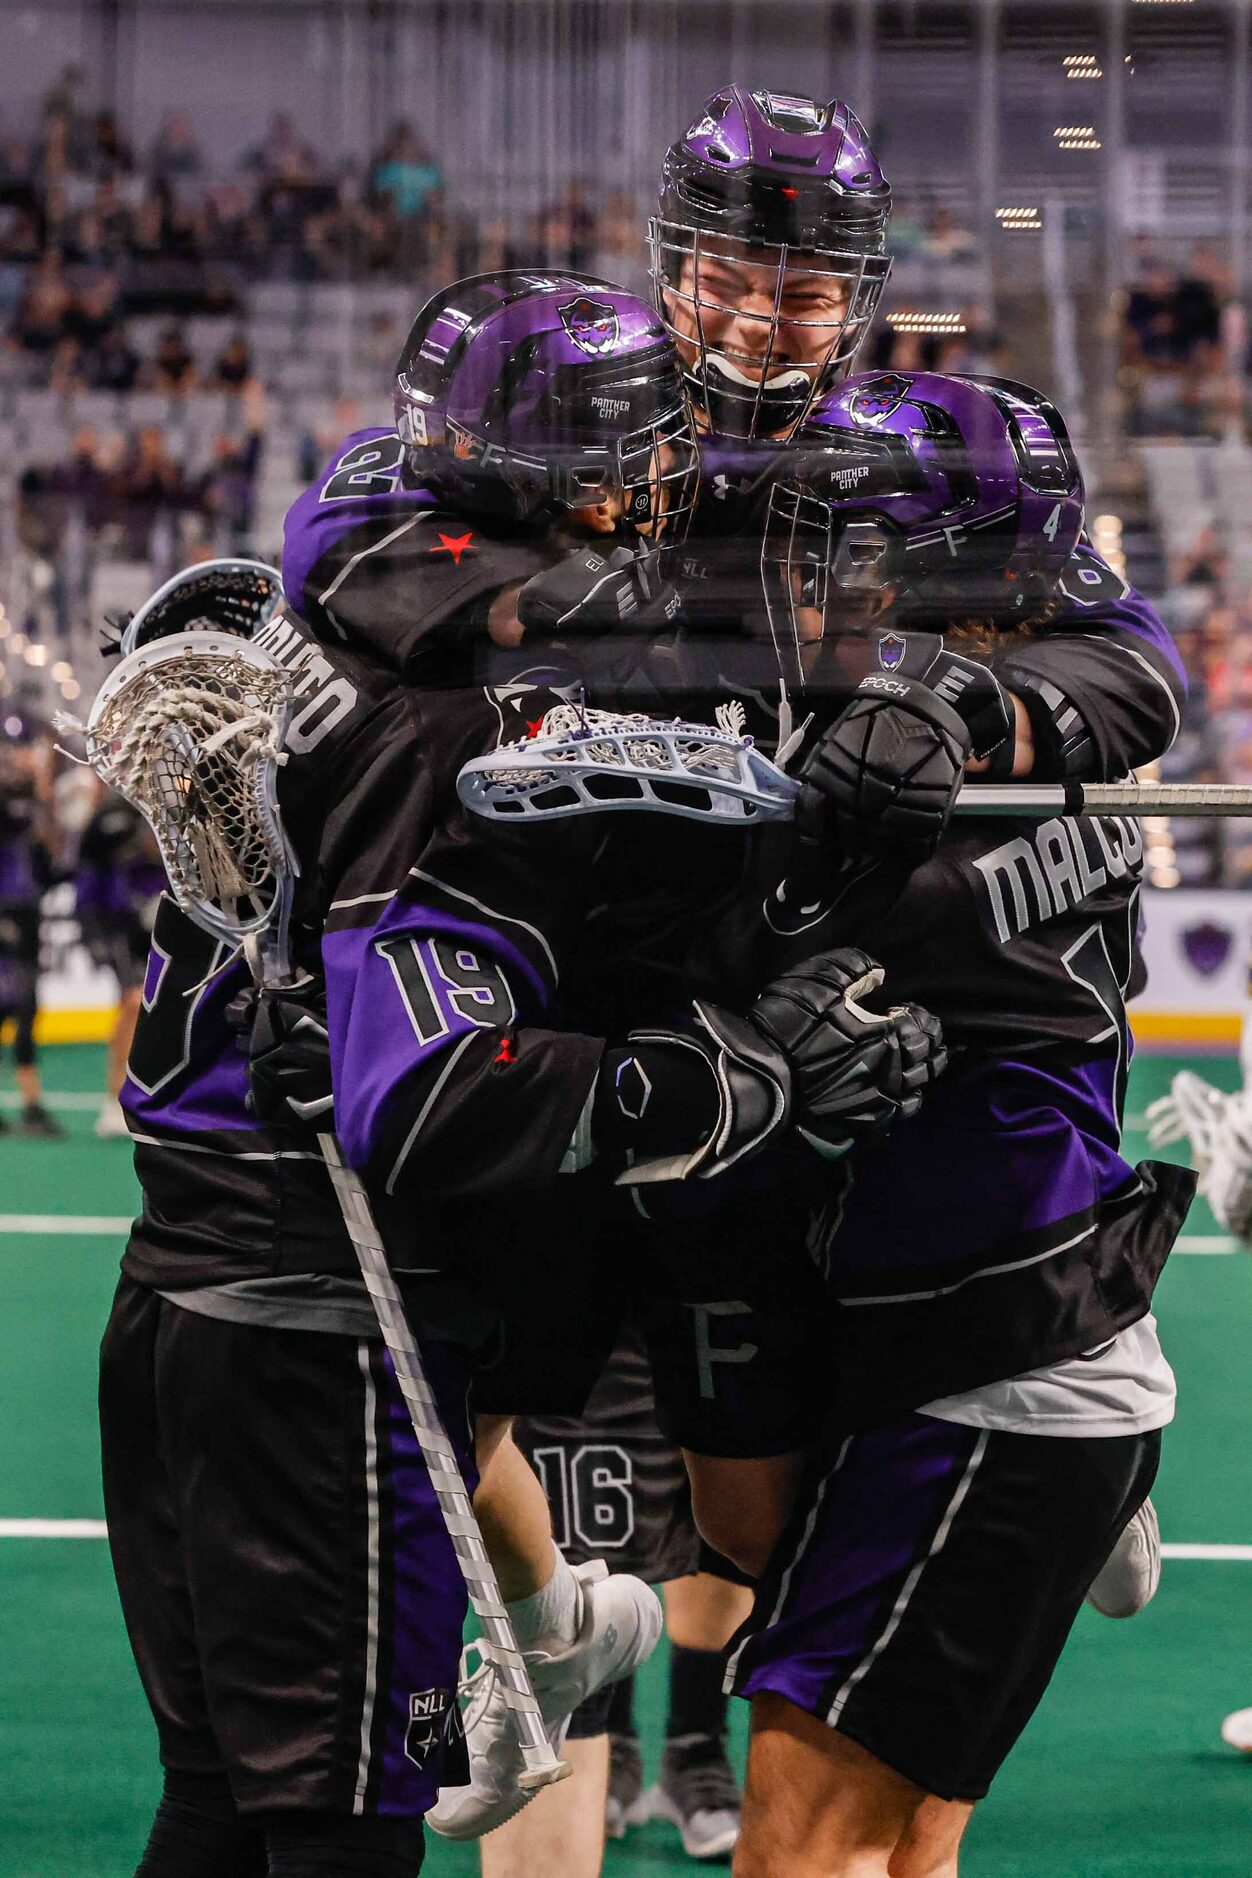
(1181, 921, 1233, 978)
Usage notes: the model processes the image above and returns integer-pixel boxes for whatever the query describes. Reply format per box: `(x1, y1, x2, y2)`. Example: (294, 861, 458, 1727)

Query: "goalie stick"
(62, 629, 569, 1797)
(457, 707, 1252, 826)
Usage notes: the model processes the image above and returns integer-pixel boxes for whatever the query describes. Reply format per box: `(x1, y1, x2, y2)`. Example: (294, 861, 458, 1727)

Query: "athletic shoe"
(1086, 1498, 1161, 1619)
(19, 1103, 64, 1140)
(1221, 1707, 1252, 1751)
(605, 1731, 649, 1840)
(94, 1097, 130, 1140)
(427, 1561, 662, 1842)
(649, 1731, 742, 1861)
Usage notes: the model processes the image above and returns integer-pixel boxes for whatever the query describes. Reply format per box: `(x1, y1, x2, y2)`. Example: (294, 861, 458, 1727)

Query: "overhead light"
(9, 631, 27, 654)
(0, 619, 9, 638)
(24, 644, 48, 667)
(4, 715, 20, 736)
(1055, 126, 1103, 149)
(60, 679, 81, 701)
(1063, 55, 1103, 77)
(51, 660, 72, 683)
(997, 206, 1042, 230)
(887, 311, 967, 334)
(1132, 1, 1193, 7)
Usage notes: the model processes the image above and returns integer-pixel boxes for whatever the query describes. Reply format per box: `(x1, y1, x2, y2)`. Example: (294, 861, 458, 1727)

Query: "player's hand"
(865, 630, 1015, 766)
(230, 980, 334, 1126)
(747, 948, 946, 1158)
(796, 675, 972, 870)
(515, 543, 682, 639)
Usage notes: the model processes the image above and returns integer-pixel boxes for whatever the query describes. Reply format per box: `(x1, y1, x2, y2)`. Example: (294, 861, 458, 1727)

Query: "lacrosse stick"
(119, 557, 285, 654)
(458, 706, 1252, 826)
(63, 630, 568, 1796)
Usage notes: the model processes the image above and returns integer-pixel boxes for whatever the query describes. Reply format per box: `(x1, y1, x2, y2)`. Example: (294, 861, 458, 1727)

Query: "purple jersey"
(282, 428, 551, 675)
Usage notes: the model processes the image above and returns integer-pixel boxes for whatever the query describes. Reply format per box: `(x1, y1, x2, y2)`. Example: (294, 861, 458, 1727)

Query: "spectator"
(87, 321, 140, 392)
(921, 204, 980, 262)
(10, 251, 70, 355)
(65, 272, 123, 350)
(208, 333, 256, 394)
(143, 322, 198, 395)
(243, 112, 317, 182)
(369, 123, 444, 220)
(150, 113, 202, 184)
(91, 112, 135, 178)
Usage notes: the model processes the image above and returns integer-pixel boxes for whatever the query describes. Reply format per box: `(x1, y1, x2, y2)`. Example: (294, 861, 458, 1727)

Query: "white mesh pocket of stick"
(64, 629, 297, 945)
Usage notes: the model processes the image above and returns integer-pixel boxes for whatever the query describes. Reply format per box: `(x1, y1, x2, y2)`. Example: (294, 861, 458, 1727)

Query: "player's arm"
(318, 870, 943, 1203)
(989, 544, 1186, 779)
(281, 427, 552, 665)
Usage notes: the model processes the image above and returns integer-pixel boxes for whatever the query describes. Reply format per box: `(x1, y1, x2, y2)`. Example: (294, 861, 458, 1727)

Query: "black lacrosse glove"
(875, 630, 1015, 769)
(744, 948, 946, 1159)
(797, 678, 972, 871)
(613, 947, 945, 1184)
(229, 979, 334, 1126)
(515, 543, 682, 639)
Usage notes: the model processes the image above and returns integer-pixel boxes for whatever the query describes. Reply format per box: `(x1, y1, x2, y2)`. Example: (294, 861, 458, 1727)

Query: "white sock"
(507, 1550, 580, 1653)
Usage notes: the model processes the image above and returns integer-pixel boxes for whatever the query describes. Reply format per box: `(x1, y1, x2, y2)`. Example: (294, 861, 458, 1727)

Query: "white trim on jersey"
(825, 1430, 990, 1726)
(408, 866, 561, 987)
(353, 1341, 382, 1815)
(1078, 633, 1182, 749)
(723, 1436, 854, 1695)
(318, 514, 431, 636)
(385, 1031, 478, 1196)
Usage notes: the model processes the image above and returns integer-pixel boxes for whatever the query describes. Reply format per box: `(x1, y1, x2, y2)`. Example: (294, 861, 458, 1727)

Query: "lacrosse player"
(268, 271, 948, 1878)
(0, 727, 62, 1137)
(671, 372, 1190, 1878)
(73, 785, 164, 1137)
(97, 562, 557, 1878)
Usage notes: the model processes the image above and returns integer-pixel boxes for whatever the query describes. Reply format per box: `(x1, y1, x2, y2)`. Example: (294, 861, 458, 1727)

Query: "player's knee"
(134, 1769, 266, 1877)
(688, 1483, 775, 1580)
(264, 1809, 426, 1876)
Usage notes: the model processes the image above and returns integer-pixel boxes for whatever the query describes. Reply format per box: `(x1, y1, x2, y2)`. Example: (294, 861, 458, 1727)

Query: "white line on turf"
(0, 1092, 101, 1111)
(1, 1523, 1250, 1556)
(1176, 1236, 1238, 1254)
(1161, 1544, 1252, 1561)
(0, 1520, 108, 1538)
(0, 1216, 131, 1234)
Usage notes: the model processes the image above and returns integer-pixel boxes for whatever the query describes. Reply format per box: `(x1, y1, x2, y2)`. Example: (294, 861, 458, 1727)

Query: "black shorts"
(513, 1321, 702, 1586)
(726, 1412, 1161, 1801)
(99, 1276, 474, 1819)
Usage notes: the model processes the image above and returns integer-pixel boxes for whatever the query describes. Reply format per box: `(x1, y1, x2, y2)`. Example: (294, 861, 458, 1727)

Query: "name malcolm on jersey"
(973, 814, 1143, 946)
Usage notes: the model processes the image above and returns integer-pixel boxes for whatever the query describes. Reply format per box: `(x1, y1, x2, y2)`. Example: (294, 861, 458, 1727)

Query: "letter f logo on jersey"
(559, 296, 620, 355)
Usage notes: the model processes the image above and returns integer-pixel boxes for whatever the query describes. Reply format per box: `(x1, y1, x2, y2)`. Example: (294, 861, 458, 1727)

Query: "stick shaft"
(316, 1132, 565, 1788)
(954, 782, 1252, 818)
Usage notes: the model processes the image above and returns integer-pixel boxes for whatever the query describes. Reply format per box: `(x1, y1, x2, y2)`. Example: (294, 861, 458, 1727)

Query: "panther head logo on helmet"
(559, 295, 621, 355)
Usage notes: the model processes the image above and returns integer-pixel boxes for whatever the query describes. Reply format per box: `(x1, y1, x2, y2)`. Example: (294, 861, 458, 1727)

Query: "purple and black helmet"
(762, 370, 1085, 680)
(649, 86, 892, 441)
(394, 271, 700, 542)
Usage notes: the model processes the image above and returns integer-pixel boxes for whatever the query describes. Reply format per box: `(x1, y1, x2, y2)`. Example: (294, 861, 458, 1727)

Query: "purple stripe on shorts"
(730, 1414, 981, 1721)
(375, 1343, 477, 1816)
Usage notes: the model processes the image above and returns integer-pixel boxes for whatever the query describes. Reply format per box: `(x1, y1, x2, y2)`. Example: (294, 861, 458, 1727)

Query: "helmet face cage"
(648, 221, 891, 442)
(443, 372, 701, 547)
(761, 482, 906, 689)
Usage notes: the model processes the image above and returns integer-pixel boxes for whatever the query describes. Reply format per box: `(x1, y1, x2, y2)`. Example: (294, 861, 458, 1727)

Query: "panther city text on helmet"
(393, 270, 701, 545)
(649, 86, 892, 442)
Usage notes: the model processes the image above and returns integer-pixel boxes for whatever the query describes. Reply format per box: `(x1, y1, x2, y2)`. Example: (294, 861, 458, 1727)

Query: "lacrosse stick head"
(121, 559, 285, 655)
(77, 630, 295, 945)
(458, 703, 800, 827)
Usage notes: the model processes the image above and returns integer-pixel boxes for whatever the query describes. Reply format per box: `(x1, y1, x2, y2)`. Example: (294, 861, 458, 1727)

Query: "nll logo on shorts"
(404, 1688, 458, 1770)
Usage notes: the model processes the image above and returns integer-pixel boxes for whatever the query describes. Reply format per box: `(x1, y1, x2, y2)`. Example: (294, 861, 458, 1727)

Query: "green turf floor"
(2, 1045, 1251, 1876)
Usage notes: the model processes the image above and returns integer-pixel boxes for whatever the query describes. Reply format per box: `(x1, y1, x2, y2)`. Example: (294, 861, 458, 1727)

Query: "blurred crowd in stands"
(1120, 241, 1247, 440)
